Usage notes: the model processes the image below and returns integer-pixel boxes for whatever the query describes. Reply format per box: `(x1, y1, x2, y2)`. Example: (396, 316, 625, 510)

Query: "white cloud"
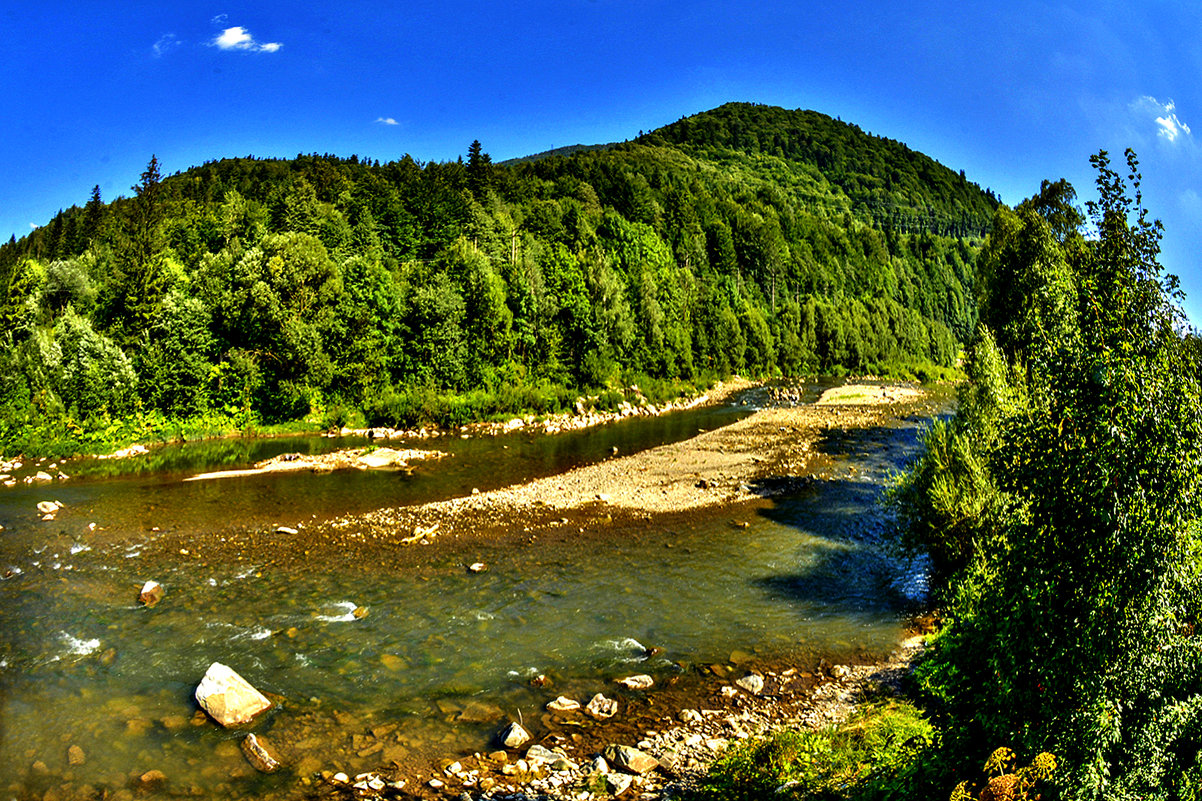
(212, 26, 282, 53)
(152, 33, 181, 57)
(376, 117, 399, 126)
(29, 223, 38, 231)
(211, 13, 228, 25)
(1133, 96, 1192, 143)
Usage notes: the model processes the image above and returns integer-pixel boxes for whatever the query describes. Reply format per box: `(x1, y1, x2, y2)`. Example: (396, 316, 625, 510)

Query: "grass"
(694, 700, 935, 801)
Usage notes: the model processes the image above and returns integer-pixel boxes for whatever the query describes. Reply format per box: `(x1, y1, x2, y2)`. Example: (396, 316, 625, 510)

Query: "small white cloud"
(212, 25, 282, 53)
(376, 117, 399, 126)
(1133, 96, 1192, 143)
(29, 223, 38, 230)
(152, 33, 181, 57)
(211, 13, 228, 25)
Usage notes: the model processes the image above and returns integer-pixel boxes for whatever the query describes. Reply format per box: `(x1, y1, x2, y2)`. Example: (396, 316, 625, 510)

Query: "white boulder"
(195, 662, 271, 727)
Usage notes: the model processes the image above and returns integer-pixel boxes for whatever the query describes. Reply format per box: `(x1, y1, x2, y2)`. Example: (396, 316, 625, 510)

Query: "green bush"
(697, 701, 934, 801)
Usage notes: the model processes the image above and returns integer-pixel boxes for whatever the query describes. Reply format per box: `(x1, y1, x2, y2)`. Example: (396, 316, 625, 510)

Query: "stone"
(139, 770, 167, 789)
(458, 700, 503, 723)
(138, 580, 164, 607)
(498, 721, 531, 748)
(67, 745, 85, 765)
(604, 744, 659, 775)
(546, 695, 580, 713)
(36, 500, 62, 515)
(525, 744, 559, 764)
(241, 733, 282, 773)
(591, 756, 609, 774)
(615, 674, 654, 690)
(586, 693, 618, 719)
(831, 664, 853, 679)
(603, 772, 633, 795)
(352, 606, 369, 619)
(735, 673, 765, 695)
(468, 562, 487, 573)
(276, 526, 299, 535)
(194, 662, 272, 727)
(33, 471, 54, 483)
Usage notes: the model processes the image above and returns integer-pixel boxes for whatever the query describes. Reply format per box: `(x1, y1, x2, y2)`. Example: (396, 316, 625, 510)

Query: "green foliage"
(2, 103, 991, 455)
(696, 701, 934, 801)
(900, 150, 1202, 797)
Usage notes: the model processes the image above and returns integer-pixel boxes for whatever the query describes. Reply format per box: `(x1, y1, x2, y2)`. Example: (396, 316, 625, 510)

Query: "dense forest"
(0, 102, 993, 456)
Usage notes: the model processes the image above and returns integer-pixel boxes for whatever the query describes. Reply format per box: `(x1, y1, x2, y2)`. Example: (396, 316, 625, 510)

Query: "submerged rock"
(139, 580, 164, 607)
(194, 662, 272, 727)
(546, 695, 580, 713)
(36, 500, 62, 515)
(615, 674, 654, 690)
(241, 733, 282, 773)
(586, 692, 618, 719)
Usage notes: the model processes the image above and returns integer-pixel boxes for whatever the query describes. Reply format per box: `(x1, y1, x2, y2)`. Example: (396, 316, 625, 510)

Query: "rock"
(586, 692, 618, 719)
(498, 721, 531, 748)
(241, 733, 282, 773)
(831, 664, 853, 679)
(603, 772, 633, 795)
(615, 674, 654, 690)
(275, 526, 298, 535)
(679, 709, 703, 724)
(352, 606, 369, 619)
(546, 695, 580, 713)
(138, 580, 164, 607)
(605, 744, 659, 775)
(524, 744, 558, 764)
(591, 755, 609, 774)
(194, 662, 272, 727)
(67, 745, 85, 765)
(458, 700, 503, 724)
(36, 500, 62, 515)
(139, 770, 167, 789)
(356, 448, 408, 468)
(33, 471, 54, 483)
(468, 562, 487, 573)
(736, 673, 765, 695)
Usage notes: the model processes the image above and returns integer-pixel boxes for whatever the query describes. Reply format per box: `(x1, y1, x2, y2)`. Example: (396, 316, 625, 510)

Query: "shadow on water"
(744, 416, 939, 620)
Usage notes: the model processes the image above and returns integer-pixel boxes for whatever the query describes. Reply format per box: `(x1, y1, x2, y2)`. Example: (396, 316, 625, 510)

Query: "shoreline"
(289, 382, 947, 799)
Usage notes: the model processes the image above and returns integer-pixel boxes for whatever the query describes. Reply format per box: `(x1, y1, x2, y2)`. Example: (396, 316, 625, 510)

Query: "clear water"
(0, 385, 938, 799)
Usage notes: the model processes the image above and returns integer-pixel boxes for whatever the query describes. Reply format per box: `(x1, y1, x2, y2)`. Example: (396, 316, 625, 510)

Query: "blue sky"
(5, 1, 1202, 319)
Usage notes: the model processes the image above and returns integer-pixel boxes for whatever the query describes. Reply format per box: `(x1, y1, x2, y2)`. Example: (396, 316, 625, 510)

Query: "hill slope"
(0, 103, 993, 455)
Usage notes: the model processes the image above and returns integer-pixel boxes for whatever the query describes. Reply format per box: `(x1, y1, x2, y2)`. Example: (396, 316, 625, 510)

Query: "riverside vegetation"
(0, 102, 982, 458)
(695, 152, 1202, 800)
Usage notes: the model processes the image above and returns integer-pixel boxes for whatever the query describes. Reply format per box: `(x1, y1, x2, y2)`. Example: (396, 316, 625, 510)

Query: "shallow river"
(0, 385, 937, 799)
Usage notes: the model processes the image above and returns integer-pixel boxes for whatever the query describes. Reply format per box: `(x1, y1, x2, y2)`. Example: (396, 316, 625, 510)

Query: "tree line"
(0, 103, 989, 455)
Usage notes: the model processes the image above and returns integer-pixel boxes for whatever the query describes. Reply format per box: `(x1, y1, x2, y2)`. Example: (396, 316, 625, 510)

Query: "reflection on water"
(0, 384, 937, 799)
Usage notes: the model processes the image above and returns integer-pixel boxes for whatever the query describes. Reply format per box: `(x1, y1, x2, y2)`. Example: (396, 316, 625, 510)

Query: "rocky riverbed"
(277, 382, 946, 801)
(2, 380, 948, 801)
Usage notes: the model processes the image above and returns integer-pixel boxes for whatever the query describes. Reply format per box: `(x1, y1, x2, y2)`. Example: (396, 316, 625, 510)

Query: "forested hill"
(641, 103, 998, 237)
(0, 103, 994, 456)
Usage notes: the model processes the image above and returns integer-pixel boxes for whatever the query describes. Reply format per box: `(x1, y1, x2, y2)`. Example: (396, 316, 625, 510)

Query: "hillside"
(0, 103, 995, 456)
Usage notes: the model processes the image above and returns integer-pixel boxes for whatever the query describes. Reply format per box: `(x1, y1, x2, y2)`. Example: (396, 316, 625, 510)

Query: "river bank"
(282, 383, 948, 800)
(1, 380, 948, 801)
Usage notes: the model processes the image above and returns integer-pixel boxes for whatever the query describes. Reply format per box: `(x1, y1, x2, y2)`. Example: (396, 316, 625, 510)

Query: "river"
(0, 382, 937, 799)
